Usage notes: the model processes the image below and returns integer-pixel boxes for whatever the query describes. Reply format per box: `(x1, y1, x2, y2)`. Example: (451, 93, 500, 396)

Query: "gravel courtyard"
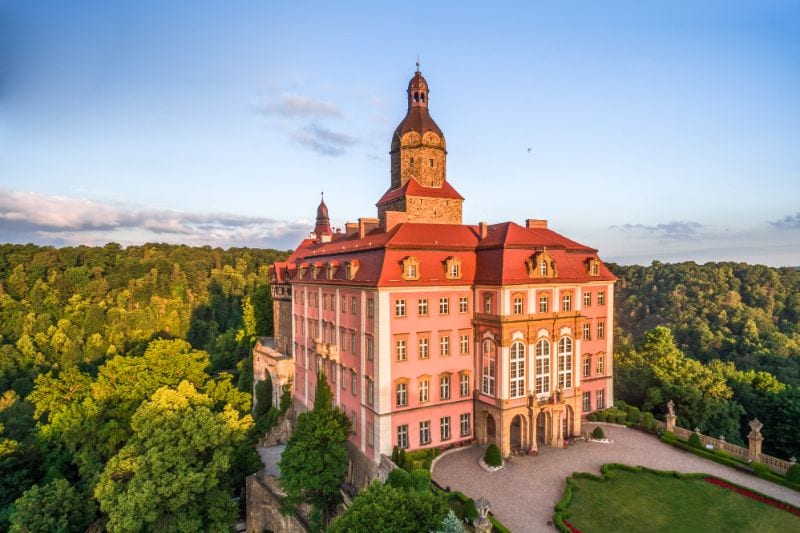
(432, 424, 800, 533)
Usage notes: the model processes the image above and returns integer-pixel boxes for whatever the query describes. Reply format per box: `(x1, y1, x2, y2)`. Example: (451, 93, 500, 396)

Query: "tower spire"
(416, 55, 420, 72)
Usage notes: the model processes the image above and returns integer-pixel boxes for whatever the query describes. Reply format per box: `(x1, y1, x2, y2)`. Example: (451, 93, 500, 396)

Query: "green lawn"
(564, 468, 799, 533)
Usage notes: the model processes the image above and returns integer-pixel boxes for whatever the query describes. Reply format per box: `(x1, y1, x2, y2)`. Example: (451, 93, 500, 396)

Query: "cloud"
(291, 123, 356, 156)
(610, 221, 703, 240)
(770, 212, 800, 230)
(0, 189, 311, 248)
(259, 93, 343, 119)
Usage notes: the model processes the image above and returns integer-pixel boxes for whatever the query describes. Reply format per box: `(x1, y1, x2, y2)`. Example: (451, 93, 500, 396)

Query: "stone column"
(747, 419, 764, 461)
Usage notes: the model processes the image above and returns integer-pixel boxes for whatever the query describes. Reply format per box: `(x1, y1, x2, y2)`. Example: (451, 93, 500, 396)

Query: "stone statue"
(748, 419, 763, 437)
(666, 399, 675, 416)
(473, 498, 492, 533)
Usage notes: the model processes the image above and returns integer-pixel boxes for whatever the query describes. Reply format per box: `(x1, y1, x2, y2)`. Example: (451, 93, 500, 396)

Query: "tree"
(278, 376, 350, 531)
(94, 381, 252, 533)
(436, 510, 465, 533)
(254, 376, 273, 418)
(9, 479, 96, 533)
(328, 482, 448, 533)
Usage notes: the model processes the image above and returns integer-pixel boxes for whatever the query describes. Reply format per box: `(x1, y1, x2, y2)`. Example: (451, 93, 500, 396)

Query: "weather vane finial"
(416, 55, 420, 72)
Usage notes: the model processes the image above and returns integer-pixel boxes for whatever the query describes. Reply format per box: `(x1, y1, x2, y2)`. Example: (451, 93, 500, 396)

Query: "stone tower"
(377, 67, 463, 226)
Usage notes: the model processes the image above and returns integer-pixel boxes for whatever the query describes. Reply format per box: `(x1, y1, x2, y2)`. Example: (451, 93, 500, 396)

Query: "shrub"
(688, 432, 703, 449)
(387, 468, 412, 490)
(485, 444, 502, 467)
(787, 463, 800, 484)
(615, 414, 627, 425)
(751, 462, 771, 476)
(410, 468, 432, 491)
(592, 426, 605, 440)
(626, 406, 641, 425)
(661, 431, 677, 442)
(640, 412, 655, 430)
(714, 449, 731, 460)
(464, 498, 478, 524)
(398, 448, 406, 469)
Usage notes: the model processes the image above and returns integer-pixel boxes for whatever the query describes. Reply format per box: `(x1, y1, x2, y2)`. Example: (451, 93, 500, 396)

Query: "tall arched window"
(558, 337, 573, 390)
(481, 339, 496, 396)
(509, 341, 526, 398)
(535, 339, 550, 395)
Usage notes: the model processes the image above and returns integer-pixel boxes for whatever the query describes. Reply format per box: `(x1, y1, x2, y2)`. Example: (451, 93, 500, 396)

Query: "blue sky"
(1, 1, 799, 265)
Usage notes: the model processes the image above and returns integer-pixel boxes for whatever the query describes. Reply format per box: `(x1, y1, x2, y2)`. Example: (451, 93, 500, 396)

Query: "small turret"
(314, 193, 333, 243)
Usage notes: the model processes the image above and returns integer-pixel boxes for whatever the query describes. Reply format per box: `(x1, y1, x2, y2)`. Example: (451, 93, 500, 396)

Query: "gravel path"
(432, 424, 800, 533)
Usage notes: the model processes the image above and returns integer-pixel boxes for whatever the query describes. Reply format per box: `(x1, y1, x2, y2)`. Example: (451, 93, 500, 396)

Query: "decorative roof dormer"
(586, 257, 601, 277)
(443, 256, 462, 280)
(326, 261, 339, 280)
(400, 256, 420, 281)
(314, 193, 333, 243)
(526, 250, 558, 279)
(345, 259, 360, 281)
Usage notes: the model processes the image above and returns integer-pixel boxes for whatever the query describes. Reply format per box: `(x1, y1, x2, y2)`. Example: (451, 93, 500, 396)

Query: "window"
(351, 410, 357, 434)
(481, 340, 496, 396)
(597, 354, 604, 375)
(351, 296, 357, 314)
(396, 382, 408, 406)
(406, 262, 417, 279)
(562, 294, 572, 311)
(597, 291, 605, 305)
(583, 392, 591, 412)
(330, 323, 336, 344)
(419, 379, 429, 403)
(440, 334, 450, 356)
(440, 374, 450, 400)
(395, 299, 406, 317)
(596, 389, 605, 409)
(418, 298, 428, 316)
(460, 413, 471, 436)
(445, 257, 462, 280)
(583, 292, 592, 307)
(367, 423, 374, 448)
(410, 157, 415, 166)
(514, 296, 524, 315)
(368, 298, 374, 318)
(483, 294, 493, 314)
(418, 337, 429, 359)
(341, 366, 347, 390)
(583, 323, 591, 340)
(397, 424, 409, 448)
(440, 416, 451, 440)
(583, 355, 591, 377)
(367, 336, 374, 361)
(540, 259, 547, 276)
(539, 295, 549, 313)
(331, 364, 337, 383)
(366, 378, 374, 405)
(558, 337, 573, 390)
(591, 261, 600, 276)
(429, 158, 434, 167)
(396, 339, 407, 361)
(401, 257, 420, 280)
(459, 296, 469, 313)
(323, 294, 327, 310)
(449, 262, 459, 278)
(351, 331, 356, 355)
(341, 329, 348, 352)
(460, 373, 470, 397)
(420, 421, 430, 445)
(509, 341, 526, 399)
(597, 321, 605, 339)
(439, 297, 449, 315)
(460, 334, 470, 355)
(535, 339, 550, 395)
(351, 370, 358, 395)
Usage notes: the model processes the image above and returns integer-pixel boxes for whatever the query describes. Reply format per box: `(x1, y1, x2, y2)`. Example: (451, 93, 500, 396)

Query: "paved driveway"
(432, 424, 800, 533)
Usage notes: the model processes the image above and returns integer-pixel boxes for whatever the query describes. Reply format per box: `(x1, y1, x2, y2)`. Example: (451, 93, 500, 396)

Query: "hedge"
(485, 444, 502, 467)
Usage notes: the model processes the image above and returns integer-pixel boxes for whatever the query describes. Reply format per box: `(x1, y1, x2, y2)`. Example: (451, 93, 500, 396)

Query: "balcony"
(313, 338, 340, 363)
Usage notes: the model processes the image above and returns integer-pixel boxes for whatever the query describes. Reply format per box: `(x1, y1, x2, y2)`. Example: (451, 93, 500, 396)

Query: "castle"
(257, 67, 616, 464)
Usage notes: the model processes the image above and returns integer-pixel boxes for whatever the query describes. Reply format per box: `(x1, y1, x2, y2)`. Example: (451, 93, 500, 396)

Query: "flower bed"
(704, 477, 800, 518)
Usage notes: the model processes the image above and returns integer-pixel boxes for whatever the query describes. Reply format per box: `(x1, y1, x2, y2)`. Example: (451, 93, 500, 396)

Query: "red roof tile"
(376, 177, 464, 206)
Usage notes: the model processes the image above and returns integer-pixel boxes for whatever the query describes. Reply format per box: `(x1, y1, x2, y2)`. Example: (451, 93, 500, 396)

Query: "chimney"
(358, 217, 380, 239)
(345, 222, 358, 236)
(479, 221, 488, 239)
(526, 219, 548, 229)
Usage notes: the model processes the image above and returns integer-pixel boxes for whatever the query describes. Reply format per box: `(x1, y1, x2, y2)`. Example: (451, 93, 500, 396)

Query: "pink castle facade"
(265, 69, 616, 461)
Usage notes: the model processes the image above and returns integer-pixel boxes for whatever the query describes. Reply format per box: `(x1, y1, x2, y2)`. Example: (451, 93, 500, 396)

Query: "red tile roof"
(376, 177, 464, 206)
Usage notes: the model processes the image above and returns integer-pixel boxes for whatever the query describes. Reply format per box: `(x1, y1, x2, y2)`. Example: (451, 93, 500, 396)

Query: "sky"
(1, 1, 799, 266)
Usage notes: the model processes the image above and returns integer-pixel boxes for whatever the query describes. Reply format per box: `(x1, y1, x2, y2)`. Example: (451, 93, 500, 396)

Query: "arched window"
(481, 339, 496, 396)
(509, 341, 526, 399)
(414, 92, 420, 102)
(535, 339, 550, 395)
(421, 92, 425, 102)
(558, 337, 573, 390)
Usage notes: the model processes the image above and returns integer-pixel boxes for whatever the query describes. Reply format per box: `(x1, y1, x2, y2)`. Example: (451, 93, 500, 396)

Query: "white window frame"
(535, 339, 550, 396)
(419, 379, 429, 403)
(460, 413, 471, 436)
(509, 341, 526, 399)
(513, 296, 523, 315)
(460, 373, 469, 397)
(395, 299, 406, 317)
(583, 292, 591, 307)
(420, 420, 431, 445)
(440, 416, 451, 440)
(418, 298, 428, 316)
(562, 294, 572, 311)
(440, 375, 450, 400)
(597, 291, 605, 305)
(398, 424, 409, 448)
(396, 339, 407, 361)
(558, 337, 573, 390)
(396, 382, 408, 406)
(481, 339, 496, 396)
(539, 295, 549, 313)
(439, 297, 449, 315)
(460, 334, 469, 354)
(459, 296, 469, 313)
(440, 335, 450, 356)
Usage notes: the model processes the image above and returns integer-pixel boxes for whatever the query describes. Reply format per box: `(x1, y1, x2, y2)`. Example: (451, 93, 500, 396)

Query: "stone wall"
(246, 475, 308, 533)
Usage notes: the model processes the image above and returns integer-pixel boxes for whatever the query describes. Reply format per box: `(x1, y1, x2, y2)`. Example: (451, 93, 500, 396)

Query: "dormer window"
(444, 256, 462, 280)
(345, 259, 360, 280)
(311, 263, 322, 280)
(526, 250, 557, 279)
(326, 261, 339, 280)
(401, 256, 420, 281)
(587, 258, 601, 277)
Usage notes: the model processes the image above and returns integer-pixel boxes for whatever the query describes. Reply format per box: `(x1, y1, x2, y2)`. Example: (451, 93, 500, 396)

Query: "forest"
(610, 261, 800, 460)
(0, 243, 289, 531)
(0, 244, 799, 530)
